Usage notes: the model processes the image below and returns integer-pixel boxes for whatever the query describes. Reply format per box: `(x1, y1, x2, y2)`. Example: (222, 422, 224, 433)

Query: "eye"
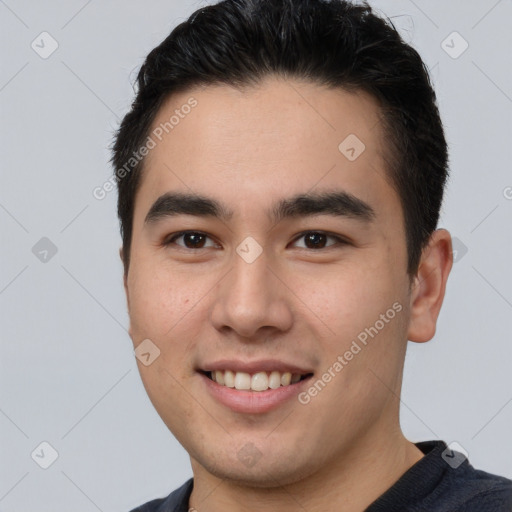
(162, 230, 348, 251)
(291, 231, 348, 250)
(164, 231, 219, 250)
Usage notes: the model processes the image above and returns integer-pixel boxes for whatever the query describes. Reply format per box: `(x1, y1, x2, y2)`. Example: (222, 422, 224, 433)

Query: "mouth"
(199, 369, 314, 392)
(196, 359, 315, 413)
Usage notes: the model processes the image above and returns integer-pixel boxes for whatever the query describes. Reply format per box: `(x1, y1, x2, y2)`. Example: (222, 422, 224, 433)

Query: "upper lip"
(198, 359, 314, 375)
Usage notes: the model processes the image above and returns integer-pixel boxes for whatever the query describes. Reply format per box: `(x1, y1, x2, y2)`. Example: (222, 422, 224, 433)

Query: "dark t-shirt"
(129, 440, 512, 511)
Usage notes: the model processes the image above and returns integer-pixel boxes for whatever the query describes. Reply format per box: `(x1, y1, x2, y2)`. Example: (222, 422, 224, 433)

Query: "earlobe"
(407, 229, 453, 343)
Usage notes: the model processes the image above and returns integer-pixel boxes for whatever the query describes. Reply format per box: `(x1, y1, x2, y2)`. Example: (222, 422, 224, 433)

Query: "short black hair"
(111, 0, 449, 279)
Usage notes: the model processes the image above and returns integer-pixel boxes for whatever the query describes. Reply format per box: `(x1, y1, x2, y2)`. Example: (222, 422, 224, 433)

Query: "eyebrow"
(144, 190, 376, 225)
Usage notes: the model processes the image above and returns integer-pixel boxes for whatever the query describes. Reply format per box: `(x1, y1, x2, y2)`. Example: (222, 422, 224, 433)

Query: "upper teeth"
(210, 370, 303, 391)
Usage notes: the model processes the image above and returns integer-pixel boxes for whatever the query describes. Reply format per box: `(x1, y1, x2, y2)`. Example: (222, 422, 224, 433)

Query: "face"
(124, 77, 417, 487)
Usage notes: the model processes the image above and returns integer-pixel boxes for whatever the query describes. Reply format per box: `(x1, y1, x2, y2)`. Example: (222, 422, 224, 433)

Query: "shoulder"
(129, 497, 166, 512)
(128, 478, 194, 512)
(455, 468, 512, 512)
(436, 464, 512, 512)
(400, 441, 512, 512)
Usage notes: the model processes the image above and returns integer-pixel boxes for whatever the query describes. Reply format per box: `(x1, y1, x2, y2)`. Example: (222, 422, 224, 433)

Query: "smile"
(205, 370, 312, 392)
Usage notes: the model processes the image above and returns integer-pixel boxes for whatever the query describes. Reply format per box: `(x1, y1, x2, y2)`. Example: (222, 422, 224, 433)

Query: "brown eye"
(165, 231, 217, 249)
(292, 231, 347, 250)
(304, 232, 328, 249)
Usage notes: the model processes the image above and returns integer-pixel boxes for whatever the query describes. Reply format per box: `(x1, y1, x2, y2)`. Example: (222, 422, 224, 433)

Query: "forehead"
(134, 77, 399, 227)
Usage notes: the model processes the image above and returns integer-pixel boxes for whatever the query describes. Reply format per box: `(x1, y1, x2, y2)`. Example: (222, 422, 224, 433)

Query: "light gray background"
(1, 0, 511, 510)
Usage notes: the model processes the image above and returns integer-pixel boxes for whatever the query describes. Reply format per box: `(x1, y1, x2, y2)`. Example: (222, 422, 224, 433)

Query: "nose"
(210, 246, 293, 340)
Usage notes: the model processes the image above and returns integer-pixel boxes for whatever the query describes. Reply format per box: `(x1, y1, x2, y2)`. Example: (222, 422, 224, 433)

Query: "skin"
(121, 76, 453, 511)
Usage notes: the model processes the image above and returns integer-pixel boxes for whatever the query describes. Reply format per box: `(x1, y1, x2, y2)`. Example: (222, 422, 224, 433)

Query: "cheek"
(308, 263, 408, 399)
(310, 263, 401, 337)
(127, 263, 197, 342)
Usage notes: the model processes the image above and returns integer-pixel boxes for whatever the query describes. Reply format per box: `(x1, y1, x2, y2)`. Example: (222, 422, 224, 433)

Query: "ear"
(119, 246, 133, 338)
(119, 246, 129, 304)
(407, 229, 453, 343)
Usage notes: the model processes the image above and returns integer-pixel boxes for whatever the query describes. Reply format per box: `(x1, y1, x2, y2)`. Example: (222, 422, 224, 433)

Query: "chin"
(194, 449, 317, 489)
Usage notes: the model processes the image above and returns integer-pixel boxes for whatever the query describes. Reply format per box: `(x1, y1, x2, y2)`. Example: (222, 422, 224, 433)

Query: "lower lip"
(199, 372, 313, 414)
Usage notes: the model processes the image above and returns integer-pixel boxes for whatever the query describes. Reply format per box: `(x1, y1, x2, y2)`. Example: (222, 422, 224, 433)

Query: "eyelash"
(162, 230, 349, 251)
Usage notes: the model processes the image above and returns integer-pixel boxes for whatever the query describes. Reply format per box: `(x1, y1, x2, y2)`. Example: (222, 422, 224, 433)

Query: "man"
(111, 0, 512, 510)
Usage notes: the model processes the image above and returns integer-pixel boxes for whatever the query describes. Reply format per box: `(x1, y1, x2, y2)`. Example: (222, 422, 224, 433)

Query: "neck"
(188, 426, 424, 512)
